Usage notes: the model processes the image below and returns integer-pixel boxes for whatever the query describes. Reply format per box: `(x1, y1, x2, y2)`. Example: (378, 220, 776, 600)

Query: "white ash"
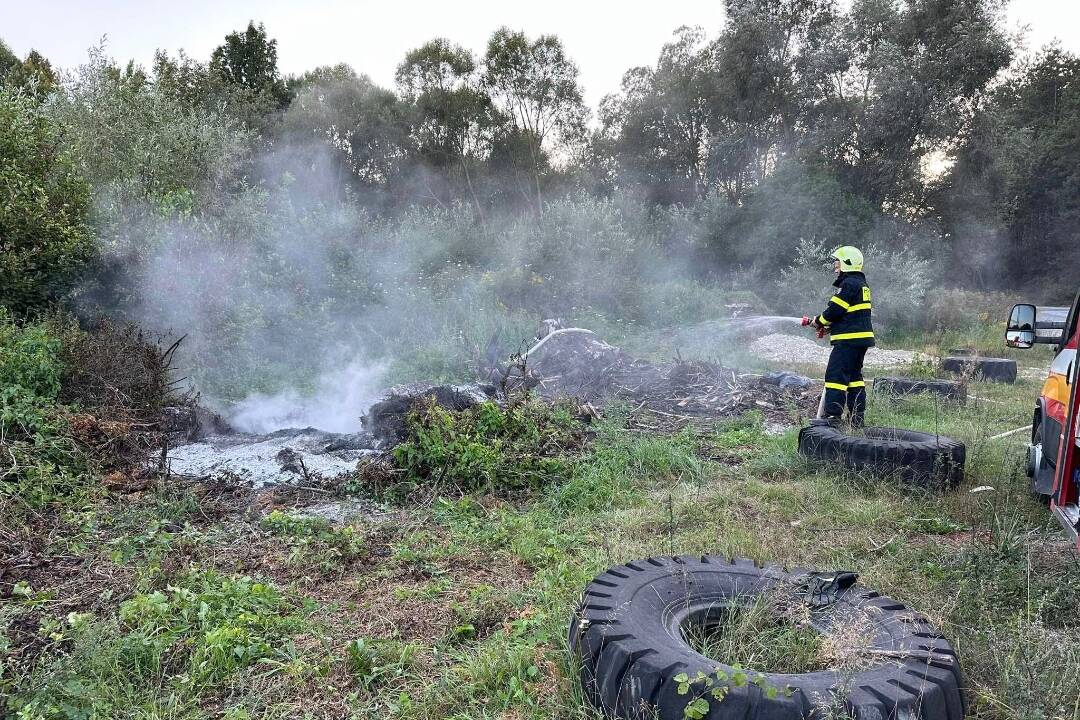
(166, 428, 374, 487)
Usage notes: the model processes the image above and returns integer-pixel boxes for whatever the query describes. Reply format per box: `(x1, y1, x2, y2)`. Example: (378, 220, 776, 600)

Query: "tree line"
(3, 0, 1080, 320)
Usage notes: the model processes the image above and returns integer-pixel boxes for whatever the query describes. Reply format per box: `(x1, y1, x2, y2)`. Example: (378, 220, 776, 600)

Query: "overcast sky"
(3, 0, 1078, 110)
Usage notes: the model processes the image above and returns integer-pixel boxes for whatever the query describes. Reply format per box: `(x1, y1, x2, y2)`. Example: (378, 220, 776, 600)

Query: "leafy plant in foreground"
(391, 398, 583, 496)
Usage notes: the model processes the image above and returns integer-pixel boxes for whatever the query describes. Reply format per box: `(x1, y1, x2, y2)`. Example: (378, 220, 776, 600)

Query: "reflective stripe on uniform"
(824, 382, 848, 391)
(848, 380, 866, 388)
(818, 314, 831, 326)
(831, 331, 875, 341)
(846, 303, 871, 312)
(829, 296, 851, 310)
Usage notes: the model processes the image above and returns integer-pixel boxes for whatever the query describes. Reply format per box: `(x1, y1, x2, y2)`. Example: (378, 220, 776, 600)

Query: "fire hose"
(802, 315, 828, 417)
(801, 315, 827, 339)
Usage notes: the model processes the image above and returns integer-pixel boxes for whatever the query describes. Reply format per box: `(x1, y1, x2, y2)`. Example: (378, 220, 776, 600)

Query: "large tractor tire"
(797, 422, 966, 488)
(570, 556, 965, 720)
(940, 356, 1017, 384)
(872, 377, 967, 404)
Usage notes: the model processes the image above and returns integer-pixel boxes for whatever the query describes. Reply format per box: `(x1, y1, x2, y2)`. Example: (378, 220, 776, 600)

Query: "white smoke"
(228, 361, 388, 434)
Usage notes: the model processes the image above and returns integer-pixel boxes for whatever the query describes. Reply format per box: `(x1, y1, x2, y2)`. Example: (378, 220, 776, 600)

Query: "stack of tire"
(941, 349, 1016, 384)
(570, 555, 966, 720)
(872, 376, 967, 404)
(798, 421, 966, 488)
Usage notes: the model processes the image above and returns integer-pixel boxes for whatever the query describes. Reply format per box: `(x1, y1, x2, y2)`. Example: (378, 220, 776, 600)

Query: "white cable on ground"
(989, 425, 1032, 441)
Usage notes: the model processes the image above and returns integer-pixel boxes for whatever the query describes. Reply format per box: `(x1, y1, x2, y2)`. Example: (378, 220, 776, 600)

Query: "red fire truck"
(1006, 292, 1080, 548)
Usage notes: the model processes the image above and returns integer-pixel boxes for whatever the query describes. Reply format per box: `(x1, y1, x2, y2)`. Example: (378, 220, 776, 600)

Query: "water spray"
(729, 315, 805, 325)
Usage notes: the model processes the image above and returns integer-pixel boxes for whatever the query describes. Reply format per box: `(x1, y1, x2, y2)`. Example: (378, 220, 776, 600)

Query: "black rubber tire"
(1028, 416, 1053, 504)
(940, 356, 1017, 384)
(873, 377, 967, 404)
(570, 556, 965, 720)
(798, 424, 966, 488)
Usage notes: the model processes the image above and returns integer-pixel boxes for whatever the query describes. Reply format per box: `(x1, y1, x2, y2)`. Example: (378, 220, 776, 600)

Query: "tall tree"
(0, 41, 58, 99)
(801, 0, 1011, 207)
(708, 0, 835, 200)
(599, 27, 717, 204)
(282, 67, 409, 195)
(210, 22, 291, 126)
(941, 46, 1080, 291)
(481, 28, 587, 213)
(396, 39, 498, 213)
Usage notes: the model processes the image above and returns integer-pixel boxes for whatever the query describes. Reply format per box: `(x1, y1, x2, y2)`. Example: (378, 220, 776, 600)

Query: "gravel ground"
(750, 333, 919, 368)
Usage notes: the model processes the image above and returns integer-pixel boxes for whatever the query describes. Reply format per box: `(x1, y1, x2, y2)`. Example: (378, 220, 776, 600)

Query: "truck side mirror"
(1006, 303, 1036, 349)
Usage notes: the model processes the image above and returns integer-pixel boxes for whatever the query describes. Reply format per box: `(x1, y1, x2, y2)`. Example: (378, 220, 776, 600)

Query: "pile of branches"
(51, 316, 193, 481)
(53, 317, 185, 424)
(490, 323, 819, 432)
(611, 359, 817, 428)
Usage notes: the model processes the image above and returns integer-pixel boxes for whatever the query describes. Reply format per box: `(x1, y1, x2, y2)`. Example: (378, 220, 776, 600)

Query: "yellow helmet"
(830, 246, 864, 272)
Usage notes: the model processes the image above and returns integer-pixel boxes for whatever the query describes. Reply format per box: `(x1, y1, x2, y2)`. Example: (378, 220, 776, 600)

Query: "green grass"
(683, 597, 827, 675)
(4, 336, 1080, 719)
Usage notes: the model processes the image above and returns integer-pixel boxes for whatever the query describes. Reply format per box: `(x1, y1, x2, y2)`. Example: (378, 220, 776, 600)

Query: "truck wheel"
(940, 356, 1017, 384)
(570, 556, 965, 720)
(798, 423, 966, 488)
(1029, 417, 1052, 503)
(872, 377, 967, 404)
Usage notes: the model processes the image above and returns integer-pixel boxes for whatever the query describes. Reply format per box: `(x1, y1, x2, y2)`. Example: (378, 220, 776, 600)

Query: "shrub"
(390, 398, 584, 496)
(925, 289, 1015, 332)
(0, 91, 93, 314)
(776, 238, 934, 332)
(0, 308, 64, 438)
(117, 570, 298, 685)
(0, 311, 176, 510)
(6, 570, 300, 718)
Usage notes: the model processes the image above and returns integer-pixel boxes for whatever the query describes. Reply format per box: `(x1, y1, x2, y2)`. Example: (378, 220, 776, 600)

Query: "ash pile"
(487, 320, 820, 430)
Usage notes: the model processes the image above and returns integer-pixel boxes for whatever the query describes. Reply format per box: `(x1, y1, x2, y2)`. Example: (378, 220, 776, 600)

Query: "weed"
(683, 595, 827, 675)
(5, 569, 300, 718)
(346, 637, 418, 690)
(906, 353, 939, 379)
(261, 510, 367, 572)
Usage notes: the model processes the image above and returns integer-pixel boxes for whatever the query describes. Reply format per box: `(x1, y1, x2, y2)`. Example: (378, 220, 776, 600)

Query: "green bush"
(925, 289, 1015, 332)
(0, 308, 64, 438)
(0, 91, 93, 314)
(117, 570, 298, 686)
(0, 311, 87, 510)
(0, 310, 174, 510)
(391, 399, 583, 495)
(776, 238, 934, 332)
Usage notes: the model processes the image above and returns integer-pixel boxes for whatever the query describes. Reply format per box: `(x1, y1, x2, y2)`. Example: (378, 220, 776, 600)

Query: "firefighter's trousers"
(822, 343, 868, 426)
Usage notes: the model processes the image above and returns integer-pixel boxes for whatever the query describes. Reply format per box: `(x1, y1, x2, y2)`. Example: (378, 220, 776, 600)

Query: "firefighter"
(813, 246, 874, 427)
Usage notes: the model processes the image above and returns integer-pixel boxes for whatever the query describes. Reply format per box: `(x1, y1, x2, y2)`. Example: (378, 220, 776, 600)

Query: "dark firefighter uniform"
(816, 270, 874, 426)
